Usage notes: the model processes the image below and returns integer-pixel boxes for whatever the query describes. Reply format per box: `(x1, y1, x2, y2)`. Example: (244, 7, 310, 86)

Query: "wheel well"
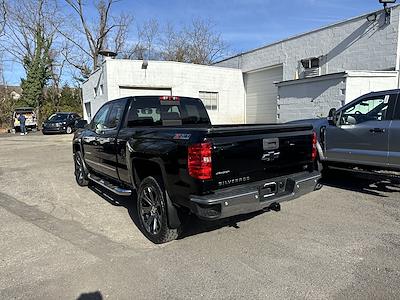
(133, 160, 163, 184)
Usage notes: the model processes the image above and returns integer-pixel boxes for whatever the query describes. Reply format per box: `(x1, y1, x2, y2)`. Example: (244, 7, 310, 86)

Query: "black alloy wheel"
(137, 176, 179, 243)
(74, 152, 89, 186)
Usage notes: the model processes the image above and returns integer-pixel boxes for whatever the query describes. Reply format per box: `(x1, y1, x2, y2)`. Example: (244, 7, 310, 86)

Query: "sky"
(2, 0, 391, 85)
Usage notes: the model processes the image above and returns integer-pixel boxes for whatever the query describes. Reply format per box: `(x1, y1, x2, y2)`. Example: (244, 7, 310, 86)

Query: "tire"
(74, 151, 89, 186)
(66, 126, 73, 134)
(137, 176, 180, 244)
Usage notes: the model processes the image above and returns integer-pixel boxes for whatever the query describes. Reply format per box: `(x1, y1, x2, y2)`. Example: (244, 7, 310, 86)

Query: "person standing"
(18, 113, 27, 135)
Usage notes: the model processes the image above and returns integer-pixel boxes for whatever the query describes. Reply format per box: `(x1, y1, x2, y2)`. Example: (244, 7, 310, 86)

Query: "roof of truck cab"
(366, 89, 400, 96)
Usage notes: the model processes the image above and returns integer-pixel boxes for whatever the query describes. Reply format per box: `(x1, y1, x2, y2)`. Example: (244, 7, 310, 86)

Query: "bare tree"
(160, 18, 227, 65)
(160, 22, 189, 62)
(0, 0, 64, 124)
(121, 18, 160, 60)
(0, 0, 6, 36)
(63, 0, 132, 78)
(185, 19, 227, 64)
(1, 0, 60, 65)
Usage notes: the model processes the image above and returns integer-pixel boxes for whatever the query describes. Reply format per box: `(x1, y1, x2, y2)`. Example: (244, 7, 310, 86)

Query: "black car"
(73, 96, 320, 243)
(42, 112, 82, 134)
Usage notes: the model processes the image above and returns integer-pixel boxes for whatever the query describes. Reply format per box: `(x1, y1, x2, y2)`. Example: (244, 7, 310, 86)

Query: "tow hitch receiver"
(259, 182, 277, 200)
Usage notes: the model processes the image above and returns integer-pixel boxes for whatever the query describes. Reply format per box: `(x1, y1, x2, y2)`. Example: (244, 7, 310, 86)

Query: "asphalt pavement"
(1, 132, 400, 299)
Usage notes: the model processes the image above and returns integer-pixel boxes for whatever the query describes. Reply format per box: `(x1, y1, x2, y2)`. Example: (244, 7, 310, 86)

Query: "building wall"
(277, 71, 399, 123)
(83, 60, 245, 124)
(345, 71, 399, 102)
(216, 7, 400, 81)
(277, 74, 346, 123)
(81, 63, 108, 121)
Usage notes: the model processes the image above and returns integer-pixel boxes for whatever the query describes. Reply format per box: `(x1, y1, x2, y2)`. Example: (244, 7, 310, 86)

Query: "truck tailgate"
(206, 124, 314, 189)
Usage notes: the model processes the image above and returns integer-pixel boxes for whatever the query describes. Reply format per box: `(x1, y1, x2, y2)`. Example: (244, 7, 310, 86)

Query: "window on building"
(99, 84, 104, 96)
(301, 58, 320, 69)
(300, 57, 321, 78)
(85, 103, 91, 119)
(93, 87, 97, 97)
(199, 91, 218, 111)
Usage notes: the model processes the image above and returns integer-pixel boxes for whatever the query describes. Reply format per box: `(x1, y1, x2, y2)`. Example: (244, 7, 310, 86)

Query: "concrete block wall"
(277, 74, 345, 123)
(216, 7, 400, 82)
(277, 71, 399, 123)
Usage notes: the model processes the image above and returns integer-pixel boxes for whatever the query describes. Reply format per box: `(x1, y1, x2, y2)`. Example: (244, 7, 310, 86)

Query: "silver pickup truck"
(292, 89, 400, 177)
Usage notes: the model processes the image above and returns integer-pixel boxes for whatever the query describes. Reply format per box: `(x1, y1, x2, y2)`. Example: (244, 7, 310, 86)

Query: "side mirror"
(327, 108, 337, 126)
(75, 119, 88, 129)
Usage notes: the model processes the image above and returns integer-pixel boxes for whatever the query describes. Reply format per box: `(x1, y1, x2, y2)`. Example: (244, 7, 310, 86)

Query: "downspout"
(396, 8, 400, 88)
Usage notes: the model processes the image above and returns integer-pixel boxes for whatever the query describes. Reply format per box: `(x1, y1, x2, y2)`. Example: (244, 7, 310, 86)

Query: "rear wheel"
(74, 152, 89, 186)
(137, 176, 179, 244)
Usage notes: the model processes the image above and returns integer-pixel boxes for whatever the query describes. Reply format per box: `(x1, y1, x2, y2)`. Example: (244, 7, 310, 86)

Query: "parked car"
(42, 112, 82, 134)
(72, 96, 320, 243)
(291, 89, 400, 178)
(13, 107, 37, 132)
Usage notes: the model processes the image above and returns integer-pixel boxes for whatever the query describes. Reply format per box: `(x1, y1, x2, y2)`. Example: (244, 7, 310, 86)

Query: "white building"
(83, 5, 400, 124)
(82, 60, 244, 124)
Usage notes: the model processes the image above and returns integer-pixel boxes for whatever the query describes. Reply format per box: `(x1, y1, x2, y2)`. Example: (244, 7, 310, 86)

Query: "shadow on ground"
(320, 171, 400, 198)
(77, 291, 102, 300)
(88, 183, 268, 241)
(89, 171, 400, 241)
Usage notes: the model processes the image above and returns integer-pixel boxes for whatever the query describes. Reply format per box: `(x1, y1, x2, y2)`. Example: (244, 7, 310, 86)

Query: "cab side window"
(91, 103, 112, 131)
(106, 101, 126, 129)
(339, 96, 389, 126)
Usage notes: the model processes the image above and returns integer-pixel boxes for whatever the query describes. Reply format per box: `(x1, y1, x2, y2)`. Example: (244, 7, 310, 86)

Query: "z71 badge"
(173, 133, 191, 140)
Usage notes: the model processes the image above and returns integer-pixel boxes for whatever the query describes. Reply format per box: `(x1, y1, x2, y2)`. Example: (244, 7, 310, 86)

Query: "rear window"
(126, 97, 210, 127)
(48, 114, 68, 121)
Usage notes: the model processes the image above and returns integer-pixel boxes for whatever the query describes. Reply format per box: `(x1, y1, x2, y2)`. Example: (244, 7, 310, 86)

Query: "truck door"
(325, 93, 396, 167)
(388, 93, 400, 169)
(94, 99, 127, 179)
(82, 102, 113, 172)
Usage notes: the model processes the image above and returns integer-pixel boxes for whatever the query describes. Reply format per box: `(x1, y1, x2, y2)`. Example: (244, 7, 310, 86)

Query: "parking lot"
(0, 133, 400, 299)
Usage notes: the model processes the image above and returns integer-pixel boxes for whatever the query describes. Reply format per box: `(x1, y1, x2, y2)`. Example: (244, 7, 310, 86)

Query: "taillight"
(188, 143, 212, 180)
(312, 132, 317, 161)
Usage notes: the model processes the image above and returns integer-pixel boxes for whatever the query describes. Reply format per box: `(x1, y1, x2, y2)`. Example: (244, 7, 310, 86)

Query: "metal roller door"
(244, 66, 283, 123)
(119, 87, 172, 97)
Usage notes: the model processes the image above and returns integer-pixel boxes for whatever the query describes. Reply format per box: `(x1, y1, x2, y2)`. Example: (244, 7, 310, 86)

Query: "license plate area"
(259, 182, 277, 201)
(263, 138, 279, 150)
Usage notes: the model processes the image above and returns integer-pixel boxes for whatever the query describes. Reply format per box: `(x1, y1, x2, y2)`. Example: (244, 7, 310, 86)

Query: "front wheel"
(66, 126, 73, 134)
(137, 176, 180, 244)
(74, 152, 89, 186)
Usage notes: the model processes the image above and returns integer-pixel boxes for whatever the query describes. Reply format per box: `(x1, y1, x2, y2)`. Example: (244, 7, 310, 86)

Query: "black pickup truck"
(73, 96, 320, 243)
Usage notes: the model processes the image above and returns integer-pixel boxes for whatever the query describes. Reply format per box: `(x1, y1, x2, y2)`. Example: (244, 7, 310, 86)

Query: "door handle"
(369, 128, 385, 133)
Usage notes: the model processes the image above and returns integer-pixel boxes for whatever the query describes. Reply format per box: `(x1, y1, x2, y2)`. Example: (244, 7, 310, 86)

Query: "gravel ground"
(0, 132, 400, 299)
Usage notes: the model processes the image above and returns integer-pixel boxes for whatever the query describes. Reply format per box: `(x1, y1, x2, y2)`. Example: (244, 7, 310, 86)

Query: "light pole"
(379, 0, 397, 23)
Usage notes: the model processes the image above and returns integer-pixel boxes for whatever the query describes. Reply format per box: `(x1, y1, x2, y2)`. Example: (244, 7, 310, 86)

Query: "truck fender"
(316, 141, 326, 161)
(126, 146, 181, 229)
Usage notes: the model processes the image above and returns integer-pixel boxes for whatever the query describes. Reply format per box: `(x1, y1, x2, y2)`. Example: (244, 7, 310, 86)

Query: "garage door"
(119, 87, 172, 97)
(244, 66, 283, 123)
